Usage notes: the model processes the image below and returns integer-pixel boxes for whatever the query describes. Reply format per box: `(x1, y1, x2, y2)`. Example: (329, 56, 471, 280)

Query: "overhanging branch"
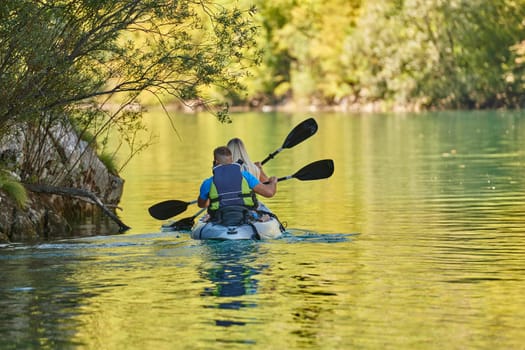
(24, 183, 130, 232)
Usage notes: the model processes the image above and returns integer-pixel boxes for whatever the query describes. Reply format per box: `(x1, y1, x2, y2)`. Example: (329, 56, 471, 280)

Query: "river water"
(1, 110, 525, 349)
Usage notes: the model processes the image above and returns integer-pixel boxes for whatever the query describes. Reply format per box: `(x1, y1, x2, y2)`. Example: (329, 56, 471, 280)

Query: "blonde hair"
(227, 138, 260, 179)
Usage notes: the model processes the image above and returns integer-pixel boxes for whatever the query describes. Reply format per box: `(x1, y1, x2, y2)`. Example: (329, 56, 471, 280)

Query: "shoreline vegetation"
(179, 99, 430, 114)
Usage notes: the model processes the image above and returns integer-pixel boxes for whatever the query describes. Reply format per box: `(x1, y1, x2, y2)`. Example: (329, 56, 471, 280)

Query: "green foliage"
(98, 151, 118, 176)
(230, 0, 525, 110)
(397, 0, 525, 108)
(240, 0, 361, 105)
(0, 0, 259, 184)
(0, 173, 28, 208)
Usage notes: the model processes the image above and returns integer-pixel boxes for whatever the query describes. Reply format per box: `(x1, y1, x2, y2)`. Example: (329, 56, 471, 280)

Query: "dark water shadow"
(198, 240, 263, 299)
(196, 240, 267, 333)
(282, 229, 359, 243)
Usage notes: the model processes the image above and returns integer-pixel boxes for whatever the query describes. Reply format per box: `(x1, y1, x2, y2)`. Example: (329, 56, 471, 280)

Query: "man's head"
(213, 146, 233, 165)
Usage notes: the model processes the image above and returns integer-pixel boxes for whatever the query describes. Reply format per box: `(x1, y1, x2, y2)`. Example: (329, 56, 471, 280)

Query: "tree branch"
(24, 183, 130, 232)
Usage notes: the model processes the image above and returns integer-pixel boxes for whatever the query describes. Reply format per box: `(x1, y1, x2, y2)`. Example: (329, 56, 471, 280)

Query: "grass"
(0, 174, 28, 208)
(98, 152, 118, 175)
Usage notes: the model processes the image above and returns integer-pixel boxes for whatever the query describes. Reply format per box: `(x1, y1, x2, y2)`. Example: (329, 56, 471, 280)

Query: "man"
(197, 146, 277, 217)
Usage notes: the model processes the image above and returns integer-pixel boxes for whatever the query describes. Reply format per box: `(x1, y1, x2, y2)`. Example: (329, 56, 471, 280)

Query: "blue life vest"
(208, 163, 257, 212)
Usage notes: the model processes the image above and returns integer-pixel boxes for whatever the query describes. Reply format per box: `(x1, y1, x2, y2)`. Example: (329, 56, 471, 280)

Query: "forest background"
(216, 0, 525, 112)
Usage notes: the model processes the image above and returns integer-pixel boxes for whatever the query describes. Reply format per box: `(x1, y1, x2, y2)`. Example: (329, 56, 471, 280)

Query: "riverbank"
(0, 188, 123, 243)
(0, 122, 127, 243)
(165, 96, 428, 115)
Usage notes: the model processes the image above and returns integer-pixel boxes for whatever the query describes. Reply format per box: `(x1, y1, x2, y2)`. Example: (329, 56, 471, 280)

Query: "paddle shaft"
(261, 118, 317, 165)
(264, 159, 334, 184)
(181, 207, 206, 221)
(265, 174, 321, 184)
(261, 147, 283, 165)
(277, 175, 293, 182)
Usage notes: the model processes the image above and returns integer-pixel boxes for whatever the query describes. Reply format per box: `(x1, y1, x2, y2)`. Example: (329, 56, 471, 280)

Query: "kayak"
(159, 205, 285, 240)
(191, 217, 283, 240)
(191, 215, 284, 240)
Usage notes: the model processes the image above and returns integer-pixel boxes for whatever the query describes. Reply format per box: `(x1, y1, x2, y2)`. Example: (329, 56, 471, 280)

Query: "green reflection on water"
(118, 110, 525, 237)
(3, 110, 525, 349)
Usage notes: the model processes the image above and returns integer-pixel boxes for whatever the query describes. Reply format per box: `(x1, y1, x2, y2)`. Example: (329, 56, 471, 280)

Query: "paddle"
(149, 118, 318, 220)
(161, 208, 206, 230)
(268, 159, 335, 183)
(148, 199, 197, 220)
(149, 160, 334, 220)
(260, 117, 318, 165)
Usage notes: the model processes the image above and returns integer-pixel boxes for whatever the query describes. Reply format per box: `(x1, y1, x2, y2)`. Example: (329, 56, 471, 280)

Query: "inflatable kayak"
(190, 205, 284, 240)
(191, 216, 284, 240)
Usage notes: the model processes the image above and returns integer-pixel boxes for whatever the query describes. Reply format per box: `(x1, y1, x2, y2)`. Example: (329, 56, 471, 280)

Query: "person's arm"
(253, 176, 277, 198)
(197, 178, 211, 208)
(255, 161, 269, 183)
(198, 197, 209, 208)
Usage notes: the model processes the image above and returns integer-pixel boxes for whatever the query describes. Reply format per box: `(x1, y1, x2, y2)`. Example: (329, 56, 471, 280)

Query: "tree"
(346, 0, 525, 109)
(243, 0, 360, 107)
(0, 0, 259, 184)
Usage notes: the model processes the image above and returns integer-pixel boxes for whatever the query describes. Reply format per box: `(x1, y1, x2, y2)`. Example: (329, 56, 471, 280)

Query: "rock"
(0, 120, 126, 242)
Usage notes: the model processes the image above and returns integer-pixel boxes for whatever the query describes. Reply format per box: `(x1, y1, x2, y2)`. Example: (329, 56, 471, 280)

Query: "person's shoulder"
(241, 170, 254, 177)
(201, 176, 213, 185)
(242, 171, 261, 187)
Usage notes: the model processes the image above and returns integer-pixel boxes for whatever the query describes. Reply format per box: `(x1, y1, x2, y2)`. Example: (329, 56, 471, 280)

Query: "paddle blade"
(282, 117, 318, 149)
(175, 208, 206, 229)
(292, 159, 334, 181)
(160, 208, 206, 231)
(148, 200, 192, 220)
(261, 118, 319, 165)
(163, 217, 196, 231)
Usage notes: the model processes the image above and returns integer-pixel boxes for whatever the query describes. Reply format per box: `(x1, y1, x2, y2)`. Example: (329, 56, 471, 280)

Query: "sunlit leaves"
(0, 0, 259, 182)
(240, 0, 525, 110)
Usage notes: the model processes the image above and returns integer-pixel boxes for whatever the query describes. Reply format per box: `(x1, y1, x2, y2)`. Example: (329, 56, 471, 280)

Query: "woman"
(227, 138, 272, 217)
(227, 138, 269, 182)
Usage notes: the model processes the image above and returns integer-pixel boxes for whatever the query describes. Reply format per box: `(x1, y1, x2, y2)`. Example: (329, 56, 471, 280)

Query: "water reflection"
(195, 240, 270, 346)
(199, 241, 264, 300)
(4, 111, 525, 349)
(0, 246, 97, 349)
